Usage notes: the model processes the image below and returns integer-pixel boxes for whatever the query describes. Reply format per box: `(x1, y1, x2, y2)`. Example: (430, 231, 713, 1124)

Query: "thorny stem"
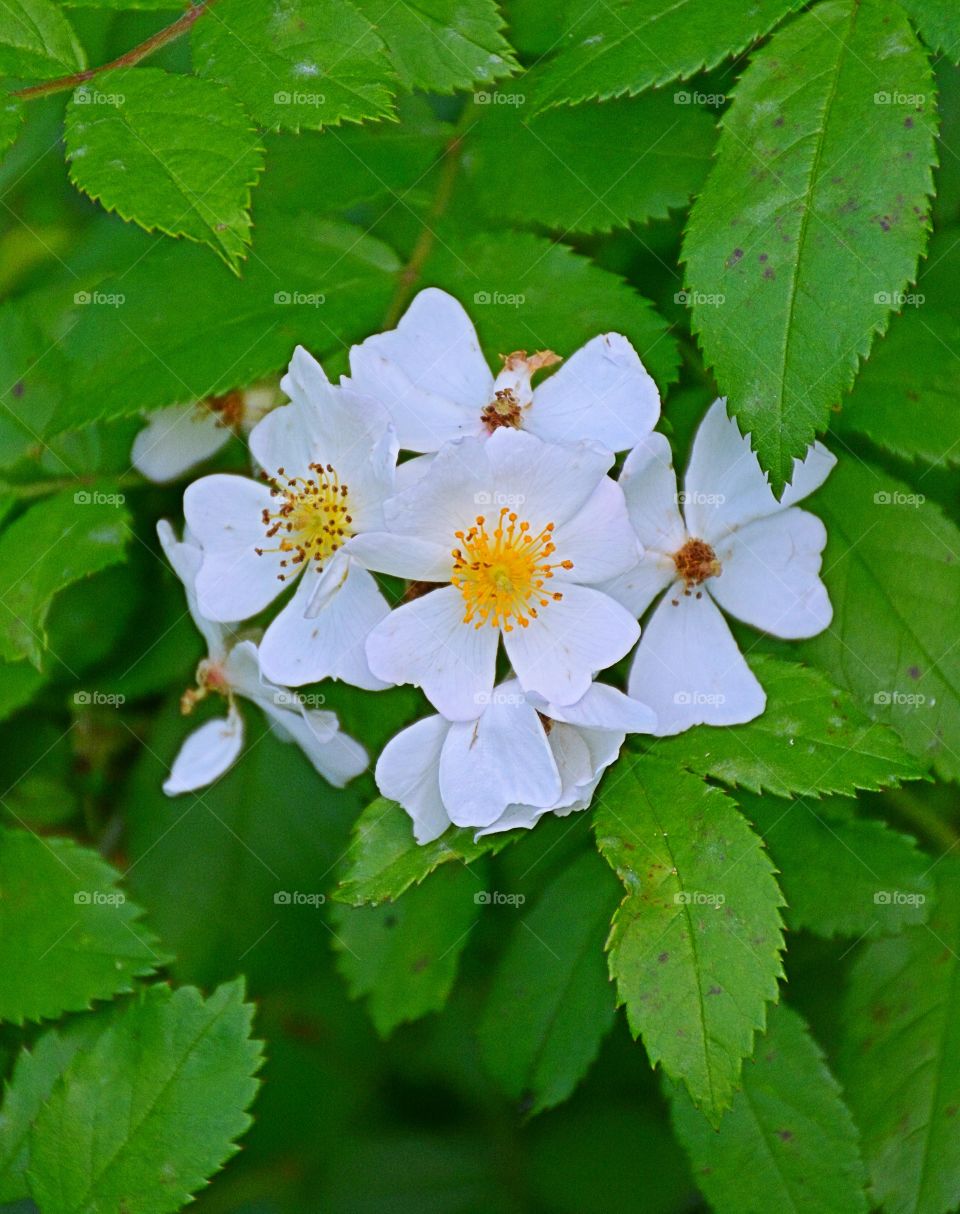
(886, 786, 960, 855)
(11, 1, 219, 102)
(382, 106, 474, 328)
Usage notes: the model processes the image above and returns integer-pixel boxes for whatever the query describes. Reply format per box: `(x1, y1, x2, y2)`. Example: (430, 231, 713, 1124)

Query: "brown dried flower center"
(673, 537, 721, 586)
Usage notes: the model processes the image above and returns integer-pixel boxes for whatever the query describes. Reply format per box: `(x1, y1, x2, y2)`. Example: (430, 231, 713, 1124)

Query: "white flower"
(376, 677, 656, 843)
(157, 521, 367, 795)
(183, 347, 398, 691)
(132, 385, 280, 484)
(347, 287, 660, 453)
(603, 399, 836, 736)
(351, 428, 642, 719)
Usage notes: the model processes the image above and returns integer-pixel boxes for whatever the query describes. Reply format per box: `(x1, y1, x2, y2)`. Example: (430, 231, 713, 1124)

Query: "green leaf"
(0, 0, 86, 80)
(54, 214, 400, 432)
(335, 797, 512, 907)
(62, 0, 179, 7)
(594, 756, 784, 1124)
(671, 1002, 869, 1214)
(355, 0, 516, 93)
(802, 458, 960, 782)
(0, 1018, 104, 1201)
(0, 827, 163, 1025)
(425, 229, 680, 391)
(683, 0, 937, 489)
(652, 656, 925, 798)
(65, 68, 264, 271)
(0, 302, 67, 469)
(465, 89, 716, 233)
(478, 849, 619, 1116)
(332, 862, 481, 1036)
(0, 491, 132, 667)
(28, 980, 263, 1214)
(840, 859, 960, 1214)
(192, 0, 395, 132)
(899, 0, 960, 62)
(0, 660, 45, 723)
(528, 0, 801, 112)
(0, 99, 23, 159)
(835, 231, 960, 465)
(739, 792, 932, 938)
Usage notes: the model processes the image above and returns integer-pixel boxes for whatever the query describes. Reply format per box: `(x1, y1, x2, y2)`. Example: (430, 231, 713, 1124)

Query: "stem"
(0, 470, 147, 500)
(382, 108, 472, 328)
(886, 787, 959, 854)
(11, 1, 219, 102)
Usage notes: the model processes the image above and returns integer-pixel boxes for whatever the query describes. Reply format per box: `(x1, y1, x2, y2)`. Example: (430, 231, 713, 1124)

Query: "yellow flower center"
(256, 463, 352, 581)
(451, 507, 572, 631)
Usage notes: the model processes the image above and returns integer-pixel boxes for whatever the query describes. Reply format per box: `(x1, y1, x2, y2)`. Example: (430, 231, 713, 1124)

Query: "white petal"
(258, 557, 392, 690)
(183, 473, 288, 621)
(598, 557, 676, 620)
(545, 722, 595, 808)
(626, 589, 765, 735)
(347, 288, 491, 452)
(395, 452, 435, 491)
(526, 333, 660, 451)
(551, 476, 640, 584)
(553, 724, 624, 811)
(780, 441, 837, 508)
(384, 435, 493, 546)
(504, 584, 640, 706)
(133, 403, 229, 483)
(268, 707, 368, 788)
(475, 802, 549, 837)
(709, 508, 832, 639)
(438, 692, 560, 828)
(545, 681, 657, 734)
(619, 432, 686, 553)
(683, 398, 779, 541)
(163, 705, 244, 795)
(344, 531, 451, 582)
(156, 519, 229, 659)
(486, 429, 613, 531)
(365, 585, 499, 721)
(376, 715, 452, 844)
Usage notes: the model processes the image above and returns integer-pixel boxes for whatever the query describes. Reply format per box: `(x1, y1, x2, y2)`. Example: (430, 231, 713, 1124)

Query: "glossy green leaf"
(595, 756, 784, 1124)
(841, 859, 960, 1214)
(28, 980, 263, 1214)
(900, 0, 960, 62)
(478, 849, 619, 1115)
(65, 68, 264, 270)
(652, 656, 925, 798)
(192, 0, 394, 132)
(671, 1002, 869, 1214)
(335, 797, 513, 907)
(803, 458, 960, 781)
(0, 99, 23, 159)
(332, 862, 481, 1036)
(465, 89, 716, 233)
(356, 0, 516, 93)
(836, 230, 960, 465)
(528, 0, 801, 112)
(0, 0, 85, 80)
(0, 827, 163, 1025)
(0, 492, 132, 667)
(684, 0, 937, 489)
(739, 792, 932, 938)
(0, 1017, 105, 1201)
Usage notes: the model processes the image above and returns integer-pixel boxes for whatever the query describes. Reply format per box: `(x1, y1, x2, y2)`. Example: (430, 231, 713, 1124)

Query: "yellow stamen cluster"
(451, 507, 573, 631)
(256, 463, 352, 581)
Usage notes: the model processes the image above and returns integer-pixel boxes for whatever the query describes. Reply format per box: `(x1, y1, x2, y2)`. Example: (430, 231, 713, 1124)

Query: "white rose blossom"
(602, 398, 836, 736)
(376, 677, 656, 843)
(347, 287, 660, 453)
(183, 347, 398, 691)
(157, 521, 367, 796)
(132, 384, 280, 484)
(350, 428, 642, 720)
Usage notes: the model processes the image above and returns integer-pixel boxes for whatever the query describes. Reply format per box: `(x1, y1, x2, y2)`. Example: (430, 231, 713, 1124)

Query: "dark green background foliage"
(0, 0, 958, 1211)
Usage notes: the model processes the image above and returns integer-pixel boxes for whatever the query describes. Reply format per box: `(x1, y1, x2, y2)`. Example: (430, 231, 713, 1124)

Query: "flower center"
(673, 537, 721, 587)
(451, 507, 572, 631)
(203, 389, 245, 431)
(480, 349, 562, 434)
(255, 463, 352, 581)
(480, 388, 523, 432)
